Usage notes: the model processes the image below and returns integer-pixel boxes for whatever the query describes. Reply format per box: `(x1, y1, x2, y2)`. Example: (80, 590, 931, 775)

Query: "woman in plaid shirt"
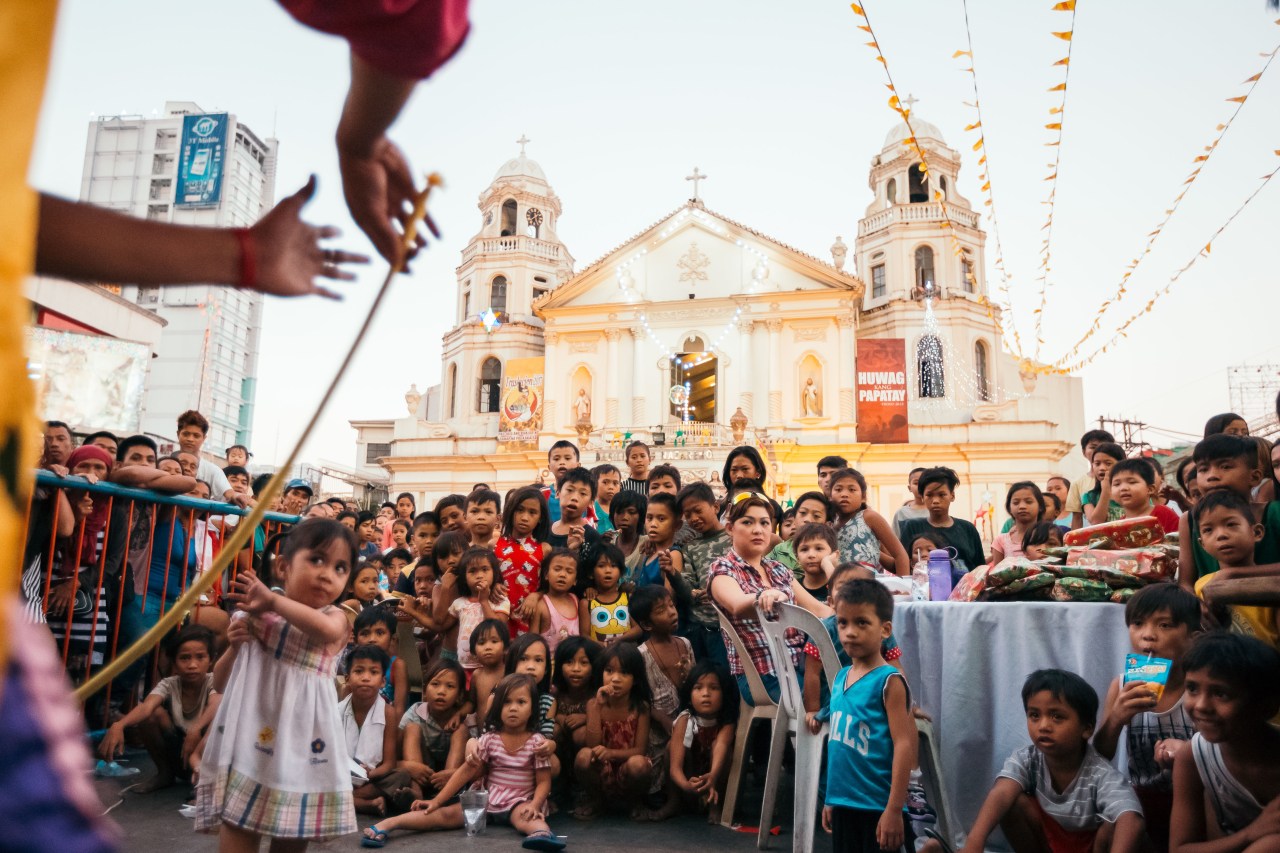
(709, 496, 832, 705)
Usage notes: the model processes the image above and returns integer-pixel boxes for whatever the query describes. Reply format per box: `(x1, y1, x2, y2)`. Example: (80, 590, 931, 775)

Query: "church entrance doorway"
(670, 343, 717, 424)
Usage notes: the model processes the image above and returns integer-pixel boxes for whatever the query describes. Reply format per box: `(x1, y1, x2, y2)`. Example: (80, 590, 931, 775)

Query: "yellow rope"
(74, 174, 442, 702)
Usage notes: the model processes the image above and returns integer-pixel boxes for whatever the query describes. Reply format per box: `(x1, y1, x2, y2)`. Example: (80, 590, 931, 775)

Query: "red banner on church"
(856, 339, 909, 444)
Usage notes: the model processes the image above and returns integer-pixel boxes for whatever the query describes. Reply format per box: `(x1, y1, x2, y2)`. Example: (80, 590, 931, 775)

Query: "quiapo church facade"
(352, 115, 1085, 520)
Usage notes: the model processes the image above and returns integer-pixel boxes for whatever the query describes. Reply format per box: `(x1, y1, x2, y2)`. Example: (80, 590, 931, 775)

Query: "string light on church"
(916, 296, 1025, 410)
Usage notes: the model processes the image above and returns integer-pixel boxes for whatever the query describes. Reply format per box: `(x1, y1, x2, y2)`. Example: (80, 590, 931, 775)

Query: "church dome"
(493, 152, 547, 182)
(882, 117, 946, 151)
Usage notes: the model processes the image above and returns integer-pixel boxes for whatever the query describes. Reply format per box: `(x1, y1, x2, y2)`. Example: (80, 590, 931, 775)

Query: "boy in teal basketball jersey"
(822, 579, 917, 853)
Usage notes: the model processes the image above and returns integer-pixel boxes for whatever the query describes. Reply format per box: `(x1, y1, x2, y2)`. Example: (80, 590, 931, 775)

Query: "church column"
(659, 356, 672, 425)
(617, 329, 634, 430)
(837, 315, 857, 423)
(766, 319, 783, 426)
(604, 328, 621, 428)
(737, 319, 754, 424)
(631, 329, 647, 426)
(751, 322, 769, 429)
(543, 331, 559, 434)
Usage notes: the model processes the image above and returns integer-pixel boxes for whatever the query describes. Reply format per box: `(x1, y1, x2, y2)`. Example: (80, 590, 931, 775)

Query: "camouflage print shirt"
(680, 528, 731, 627)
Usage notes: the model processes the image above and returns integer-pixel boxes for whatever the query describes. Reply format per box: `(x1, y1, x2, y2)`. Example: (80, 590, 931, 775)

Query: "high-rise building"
(78, 101, 277, 453)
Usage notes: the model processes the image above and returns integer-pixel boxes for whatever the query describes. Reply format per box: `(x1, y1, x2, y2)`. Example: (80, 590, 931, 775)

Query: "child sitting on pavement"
(945, 670, 1144, 853)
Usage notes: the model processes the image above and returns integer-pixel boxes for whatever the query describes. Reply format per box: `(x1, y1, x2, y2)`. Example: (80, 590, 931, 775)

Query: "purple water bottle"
(927, 548, 953, 602)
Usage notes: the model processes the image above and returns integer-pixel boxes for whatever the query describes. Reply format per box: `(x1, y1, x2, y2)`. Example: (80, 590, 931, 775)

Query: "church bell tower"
(854, 99, 1004, 414)
(438, 138, 574, 434)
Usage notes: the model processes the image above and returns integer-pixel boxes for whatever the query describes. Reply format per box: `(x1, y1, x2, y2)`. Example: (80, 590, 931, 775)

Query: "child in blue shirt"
(803, 562, 904, 733)
(822, 579, 917, 853)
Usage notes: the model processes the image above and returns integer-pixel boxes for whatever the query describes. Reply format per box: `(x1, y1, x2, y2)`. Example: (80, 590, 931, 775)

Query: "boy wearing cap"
(282, 478, 313, 515)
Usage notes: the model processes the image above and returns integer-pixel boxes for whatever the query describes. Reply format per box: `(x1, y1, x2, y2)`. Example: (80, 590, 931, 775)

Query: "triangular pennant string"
(1047, 28, 1280, 372)
(951, 0, 1026, 357)
(1053, 160, 1280, 374)
(849, 1, 1010, 356)
(1030, 0, 1078, 361)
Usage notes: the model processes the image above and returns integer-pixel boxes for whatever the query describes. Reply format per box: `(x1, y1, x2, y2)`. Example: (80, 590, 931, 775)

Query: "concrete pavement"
(93, 753, 819, 853)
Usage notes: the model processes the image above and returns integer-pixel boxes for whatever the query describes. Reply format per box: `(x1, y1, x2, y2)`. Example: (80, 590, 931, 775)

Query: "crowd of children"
(29, 409, 1280, 853)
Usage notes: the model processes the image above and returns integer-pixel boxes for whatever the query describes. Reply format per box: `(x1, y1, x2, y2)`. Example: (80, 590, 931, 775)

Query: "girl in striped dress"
(362, 673, 564, 850)
(195, 519, 360, 849)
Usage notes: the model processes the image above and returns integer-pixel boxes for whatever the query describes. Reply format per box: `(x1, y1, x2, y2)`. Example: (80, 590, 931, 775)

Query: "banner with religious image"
(26, 327, 150, 432)
(498, 357, 545, 445)
(856, 339, 909, 444)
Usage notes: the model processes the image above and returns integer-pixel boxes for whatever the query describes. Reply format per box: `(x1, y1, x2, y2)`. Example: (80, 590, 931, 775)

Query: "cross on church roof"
(902, 93, 918, 112)
(516, 134, 530, 156)
(686, 167, 707, 201)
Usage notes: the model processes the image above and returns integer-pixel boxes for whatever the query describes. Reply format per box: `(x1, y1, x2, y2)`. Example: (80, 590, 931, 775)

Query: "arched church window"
(526, 207, 543, 239)
(478, 357, 502, 414)
(961, 255, 975, 293)
(448, 363, 458, 418)
(918, 336, 945, 399)
(939, 176, 948, 199)
(908, 163, 928, 203)
(975, 340, 990, 401)
(490, 276, 508, 319)
(914, 246, 935, 298)
(500, 199, 517, 236)
(885, 177, 897, 208)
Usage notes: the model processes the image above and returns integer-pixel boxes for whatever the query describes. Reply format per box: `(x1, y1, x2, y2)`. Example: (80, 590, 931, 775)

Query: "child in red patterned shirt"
(498, 486, 552, 635)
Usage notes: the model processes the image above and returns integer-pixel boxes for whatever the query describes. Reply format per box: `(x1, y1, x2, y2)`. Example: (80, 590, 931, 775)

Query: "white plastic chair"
(758, 603, 841, 853)
(715, 605, 780, 839)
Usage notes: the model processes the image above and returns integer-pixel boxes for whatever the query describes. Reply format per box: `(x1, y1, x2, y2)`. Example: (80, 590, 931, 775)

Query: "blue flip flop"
(521, 830, 566, 851)
(361, 826, 389, 848)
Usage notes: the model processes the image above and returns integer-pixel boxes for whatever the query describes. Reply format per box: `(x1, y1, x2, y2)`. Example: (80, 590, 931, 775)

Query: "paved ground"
(94, 750, 823, 853)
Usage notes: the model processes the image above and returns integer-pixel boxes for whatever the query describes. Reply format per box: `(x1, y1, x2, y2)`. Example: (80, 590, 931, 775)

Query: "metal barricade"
(22, 470, 300, 719)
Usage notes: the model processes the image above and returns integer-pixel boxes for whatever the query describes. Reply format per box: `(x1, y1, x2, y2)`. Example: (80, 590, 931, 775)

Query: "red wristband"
(233, 228, 257, 288)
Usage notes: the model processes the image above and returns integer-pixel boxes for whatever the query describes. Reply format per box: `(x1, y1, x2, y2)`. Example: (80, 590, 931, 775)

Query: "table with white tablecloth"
(892, 600, 1132, 847)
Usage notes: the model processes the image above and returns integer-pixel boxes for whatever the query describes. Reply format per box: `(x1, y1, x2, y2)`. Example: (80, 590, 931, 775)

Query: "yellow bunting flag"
(850, 2, 864, 14)
(1054, 57, 1070, 66)
(1052, 1, 1076, 10)
(953, 49, 972, 58)
(964, 121, 981, 131)
(1051, 31, 1073, 41)
(1244, 72, 1263, 82)
(1048, 82, 1067, 91)
(1227, 95, 1248, 103)
(1045, 122, 1062, 130)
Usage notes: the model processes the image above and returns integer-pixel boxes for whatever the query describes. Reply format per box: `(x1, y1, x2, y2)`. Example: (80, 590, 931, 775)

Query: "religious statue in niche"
(799, 355, 824, 417)
(573, 387, 592, 422)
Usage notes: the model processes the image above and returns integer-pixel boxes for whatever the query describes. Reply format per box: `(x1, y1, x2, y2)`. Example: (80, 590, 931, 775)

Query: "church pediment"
(536, 203, 864, 314)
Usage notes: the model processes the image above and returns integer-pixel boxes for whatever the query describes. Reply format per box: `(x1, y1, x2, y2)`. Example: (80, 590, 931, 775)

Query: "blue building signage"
(176, 113, 227, 206)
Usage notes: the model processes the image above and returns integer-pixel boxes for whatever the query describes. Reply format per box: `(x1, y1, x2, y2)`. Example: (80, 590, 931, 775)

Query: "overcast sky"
(32, 0, 1280, 465)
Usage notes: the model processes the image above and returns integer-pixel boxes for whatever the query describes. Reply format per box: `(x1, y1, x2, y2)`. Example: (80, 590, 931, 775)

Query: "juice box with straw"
(1124, 653, 1173, 701)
